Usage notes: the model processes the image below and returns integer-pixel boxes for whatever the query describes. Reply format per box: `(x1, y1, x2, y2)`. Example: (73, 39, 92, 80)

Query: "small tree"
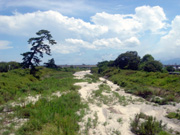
(44, 58, 57, 68)
(21, 30, 56, 73)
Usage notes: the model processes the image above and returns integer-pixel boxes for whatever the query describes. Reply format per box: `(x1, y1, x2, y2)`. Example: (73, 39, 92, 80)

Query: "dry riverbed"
(0, 70, 179, 135)
(74, 70, 180, 135)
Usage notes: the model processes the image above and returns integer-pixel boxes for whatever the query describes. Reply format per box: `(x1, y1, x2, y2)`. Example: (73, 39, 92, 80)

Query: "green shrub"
(131, 113, 167, 135)
(143, 60, 163, 72)
(16, 92, 86, 135)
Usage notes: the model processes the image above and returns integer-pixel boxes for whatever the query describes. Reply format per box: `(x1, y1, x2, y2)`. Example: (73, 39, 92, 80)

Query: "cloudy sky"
(0, 0, 180, 64)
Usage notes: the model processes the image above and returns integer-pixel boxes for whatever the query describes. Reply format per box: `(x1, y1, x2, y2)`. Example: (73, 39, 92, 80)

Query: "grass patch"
(16, 92, 87, 135)
(131, 113, 170, 135)
(166, 112, 180, 120)
(0, 67, 84, 134)
(90, 84, 114, 105)
(84, 74, 99, 83)
(0, 67, 80, 104)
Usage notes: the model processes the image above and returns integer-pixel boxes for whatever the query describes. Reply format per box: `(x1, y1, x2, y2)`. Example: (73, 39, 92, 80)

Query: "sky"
(0, 0, 180, 65)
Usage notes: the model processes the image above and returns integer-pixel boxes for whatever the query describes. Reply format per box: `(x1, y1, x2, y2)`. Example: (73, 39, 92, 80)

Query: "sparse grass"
(84, 117, 92, 135)
(112, 91, 129, 106)
(89, 83, 132, 106)
(90, 84, 115, 105)
(112, 129, 121, 135)
(117, 118, 122, 124)
(92, 112, 98, 128)
(131, 113, 170, 135)
(103, 122, 108, 126)
(84, 74, 99, 83)
(166, 111, 180, 120)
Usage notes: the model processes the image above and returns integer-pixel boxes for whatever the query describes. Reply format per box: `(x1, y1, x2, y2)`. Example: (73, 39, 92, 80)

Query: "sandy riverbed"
(74, 70, 180, 135)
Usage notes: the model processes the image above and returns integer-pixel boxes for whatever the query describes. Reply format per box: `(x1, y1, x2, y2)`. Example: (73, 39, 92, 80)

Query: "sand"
(74, 70, 180, 135)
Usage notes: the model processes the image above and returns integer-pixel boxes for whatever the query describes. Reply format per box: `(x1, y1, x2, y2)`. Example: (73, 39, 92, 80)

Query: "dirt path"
(74, 70, 180, 135)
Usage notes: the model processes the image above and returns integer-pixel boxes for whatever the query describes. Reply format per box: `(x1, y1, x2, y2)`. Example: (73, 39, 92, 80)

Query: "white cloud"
(0, 6, 169, 55)
(91, 12, 141, 38)
(63, 37, 139, 51)
(51, 44, 78, 54)
(124, 37, 140, 47)
(91, 6, 167, 37)
(175, 39, 180, 47)
(154, 15, 180, 59)
(93, 38, 122, 48)
(135, 6, 167, 32)
(0, 40, 12, 49)
(65, 38, 96, 49)
(0, 10, 108, 38)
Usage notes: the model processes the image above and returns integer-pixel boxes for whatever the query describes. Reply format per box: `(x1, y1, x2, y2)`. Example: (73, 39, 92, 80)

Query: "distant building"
(58, 65, 97, 69)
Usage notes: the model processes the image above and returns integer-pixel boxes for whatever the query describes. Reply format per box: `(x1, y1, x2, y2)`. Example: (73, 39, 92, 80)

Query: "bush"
(166, 66, 175, 72)
(166, 112, 180, 120)
(131, 113, 167, 135)
(144, 60, 163, 72)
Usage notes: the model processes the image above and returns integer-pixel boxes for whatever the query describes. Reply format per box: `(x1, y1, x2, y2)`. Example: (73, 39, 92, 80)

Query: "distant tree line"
(0, 58, 58, 73)
(0, 30, 176, 74)
(97, 51, 174, 73)
(0, 61, 21, 72)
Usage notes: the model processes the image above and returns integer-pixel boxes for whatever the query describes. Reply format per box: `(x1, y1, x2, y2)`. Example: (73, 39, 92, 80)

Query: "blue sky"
(0, 0, 180, 64)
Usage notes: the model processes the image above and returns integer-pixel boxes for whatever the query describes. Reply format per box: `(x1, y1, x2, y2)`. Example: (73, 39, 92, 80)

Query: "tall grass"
(0, 67, 86, 135)
(16, 92, 87, 135)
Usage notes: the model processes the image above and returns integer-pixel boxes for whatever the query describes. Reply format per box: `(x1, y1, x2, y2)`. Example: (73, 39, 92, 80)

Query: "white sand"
(74, 70, 180, 135)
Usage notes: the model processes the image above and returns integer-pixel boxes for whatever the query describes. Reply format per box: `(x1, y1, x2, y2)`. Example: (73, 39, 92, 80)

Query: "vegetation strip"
(92, 51, 180, 104)
(0, 67, 85, 135)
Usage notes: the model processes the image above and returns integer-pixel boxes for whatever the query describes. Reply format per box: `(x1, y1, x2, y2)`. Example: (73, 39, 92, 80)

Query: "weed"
(91, 84, 114, 106)
(112, 129, 121, 135)
(103, 122, 108, 126)
(131, 113, 169, 135)
(117, 118, 122, 124)
(166, 112, 180, 120)
(84, 74, 99, 83)
(112, 92, 128, 106)
(85, 117, 92, 134)
(92, 112, 98, 128)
